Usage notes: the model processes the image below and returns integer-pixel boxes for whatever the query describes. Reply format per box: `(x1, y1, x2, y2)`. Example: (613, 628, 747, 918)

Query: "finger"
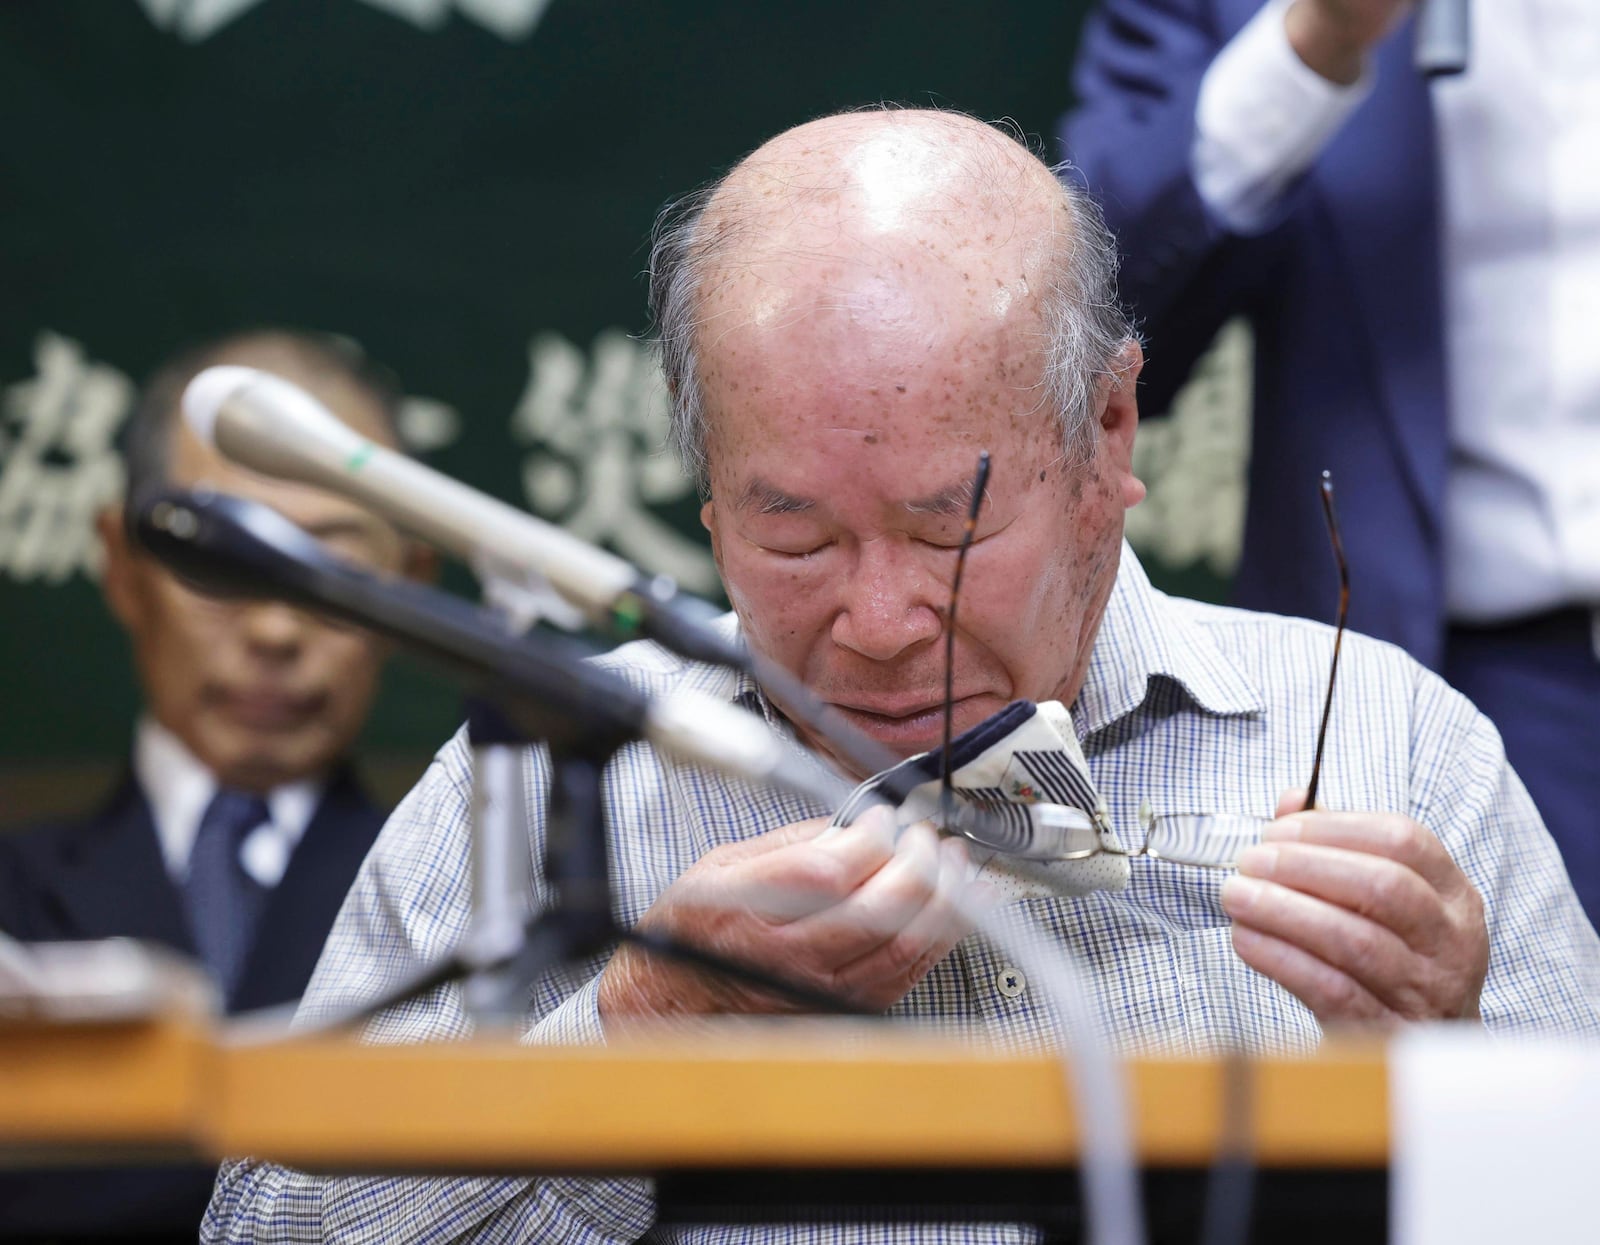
(810, 802, 901, 871)
(1275, 787, 1310, 818)
(1229, 923, 1394, 1027)
(792, 820, 943, 958)
(1263, 810, 1467, 897)
(813, 796, 893, 840)
(833, 832, 978, 1004)
(841, 833, 976, 974)
(898, 834, 985, 952)
(1235, 841, 1451, 954)
(722, 806, 901, 920)
(1221, 873, 1428, 1012)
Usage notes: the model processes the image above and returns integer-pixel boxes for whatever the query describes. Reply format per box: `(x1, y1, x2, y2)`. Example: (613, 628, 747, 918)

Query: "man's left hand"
(1221, 790, 1489, 1026)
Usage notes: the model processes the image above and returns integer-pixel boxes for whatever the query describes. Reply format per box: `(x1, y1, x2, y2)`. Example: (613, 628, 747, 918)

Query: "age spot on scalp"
(864, 431, 879, 445)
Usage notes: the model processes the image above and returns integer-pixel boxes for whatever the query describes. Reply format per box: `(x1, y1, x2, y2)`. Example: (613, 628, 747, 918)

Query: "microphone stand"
(460, 702, 536, 1029)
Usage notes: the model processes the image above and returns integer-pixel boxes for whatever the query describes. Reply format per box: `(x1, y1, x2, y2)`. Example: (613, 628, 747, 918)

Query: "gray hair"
(645, 117, 1137, 498)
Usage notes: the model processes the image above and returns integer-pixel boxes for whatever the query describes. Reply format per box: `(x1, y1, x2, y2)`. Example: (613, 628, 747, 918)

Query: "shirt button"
(996, 966, 1026, 999)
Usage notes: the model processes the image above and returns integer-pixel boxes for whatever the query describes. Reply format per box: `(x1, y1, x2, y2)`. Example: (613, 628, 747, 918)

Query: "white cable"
(963, 890, 1146, 1245)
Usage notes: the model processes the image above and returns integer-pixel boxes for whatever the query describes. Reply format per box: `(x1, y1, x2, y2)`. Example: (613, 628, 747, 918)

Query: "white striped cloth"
(828, 698, 1132, 901)
(204, 544, 1600, 1245)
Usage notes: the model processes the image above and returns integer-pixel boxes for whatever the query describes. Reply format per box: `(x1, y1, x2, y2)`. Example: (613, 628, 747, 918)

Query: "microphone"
(134, 488, 852, 811)
(182, 366, 734, 665)
(1415, 0, 1468, 76)
(181, 365, 904, 783)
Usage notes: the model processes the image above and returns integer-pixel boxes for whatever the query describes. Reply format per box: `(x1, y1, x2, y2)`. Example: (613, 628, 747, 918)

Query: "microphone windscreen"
(182, 365, 263, 449)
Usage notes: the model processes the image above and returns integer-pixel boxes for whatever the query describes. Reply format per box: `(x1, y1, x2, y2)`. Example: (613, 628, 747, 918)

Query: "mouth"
(827, 694, 982, 751)
(209, 687, 325, 731)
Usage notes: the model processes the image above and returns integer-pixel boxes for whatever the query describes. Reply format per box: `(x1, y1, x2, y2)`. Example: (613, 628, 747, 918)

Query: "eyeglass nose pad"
(1138, 797, 1156, 834)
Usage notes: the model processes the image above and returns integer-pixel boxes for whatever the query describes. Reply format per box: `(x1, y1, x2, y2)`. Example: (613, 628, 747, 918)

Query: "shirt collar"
(684, 611, 774, 717)
(134, 717, 323, 885)
(1073, 542, 1266, 739)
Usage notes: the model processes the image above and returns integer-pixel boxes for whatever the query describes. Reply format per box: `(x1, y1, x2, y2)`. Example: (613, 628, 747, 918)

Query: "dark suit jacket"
(0, 767, 387, 1242)
(1061, 1, 1451, 667)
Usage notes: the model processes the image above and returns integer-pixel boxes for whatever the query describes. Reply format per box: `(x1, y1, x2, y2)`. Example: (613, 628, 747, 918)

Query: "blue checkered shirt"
(204, 546, 1600, 1243)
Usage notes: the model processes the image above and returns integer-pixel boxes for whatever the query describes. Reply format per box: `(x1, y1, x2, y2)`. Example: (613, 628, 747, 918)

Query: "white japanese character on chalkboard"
(511, 329, 720, 595)
(0, 332, 132, 584)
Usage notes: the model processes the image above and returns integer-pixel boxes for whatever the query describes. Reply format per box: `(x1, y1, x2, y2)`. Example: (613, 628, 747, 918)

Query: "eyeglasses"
(934, 462, 1349, 871)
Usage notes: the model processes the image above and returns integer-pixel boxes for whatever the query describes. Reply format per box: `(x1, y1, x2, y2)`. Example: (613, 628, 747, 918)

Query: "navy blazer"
(1062, 0, 1451, 667)
(0, 767, 387, 1242)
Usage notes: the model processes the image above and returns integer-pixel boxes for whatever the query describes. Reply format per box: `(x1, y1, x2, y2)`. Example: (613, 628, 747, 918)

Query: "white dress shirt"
(1194, 0, 1600, 623)
(134, 717, 320, 889)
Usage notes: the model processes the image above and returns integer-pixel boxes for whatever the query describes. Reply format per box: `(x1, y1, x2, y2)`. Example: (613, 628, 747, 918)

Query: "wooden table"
(1, 1015, 1387, 1171)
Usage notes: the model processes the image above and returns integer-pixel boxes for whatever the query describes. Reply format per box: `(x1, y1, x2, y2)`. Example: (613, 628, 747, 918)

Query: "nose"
(830, 539, 944, 662)
(239, 600, 311, 658)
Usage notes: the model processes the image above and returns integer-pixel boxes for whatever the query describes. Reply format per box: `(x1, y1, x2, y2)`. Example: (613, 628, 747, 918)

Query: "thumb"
(1275, 787, 1312, 819)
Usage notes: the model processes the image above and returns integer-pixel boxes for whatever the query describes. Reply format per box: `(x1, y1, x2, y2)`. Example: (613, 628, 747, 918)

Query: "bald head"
(648, 108, 1133, 496)
(706, 110, 1062, 261)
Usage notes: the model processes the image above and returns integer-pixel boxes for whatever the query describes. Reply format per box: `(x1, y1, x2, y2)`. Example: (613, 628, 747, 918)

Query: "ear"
(96, 505, 145, 632)
(1099, 340, 1145, 510)
(700, 499, 724, 567)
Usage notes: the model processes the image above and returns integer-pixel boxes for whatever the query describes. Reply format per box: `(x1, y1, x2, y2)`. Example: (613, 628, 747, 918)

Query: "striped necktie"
(184, 788, 271, 1000)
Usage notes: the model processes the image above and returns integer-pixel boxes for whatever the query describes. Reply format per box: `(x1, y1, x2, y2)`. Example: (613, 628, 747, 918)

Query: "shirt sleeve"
(202, 731, 656, 1244)
(1407, 671, 1600, 1035)
(1193, 0, 1374, 233)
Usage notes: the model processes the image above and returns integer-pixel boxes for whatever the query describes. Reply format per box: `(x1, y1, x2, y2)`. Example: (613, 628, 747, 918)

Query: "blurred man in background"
(1063, 0, 1600, 922)
(0, 327, 429, 1241)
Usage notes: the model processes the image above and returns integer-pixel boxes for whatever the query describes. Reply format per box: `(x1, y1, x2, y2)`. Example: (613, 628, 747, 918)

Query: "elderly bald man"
(205, 109, 1600, 1245)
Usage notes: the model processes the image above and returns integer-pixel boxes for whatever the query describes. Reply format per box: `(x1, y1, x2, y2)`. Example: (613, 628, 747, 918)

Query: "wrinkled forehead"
(692, 255, 1061, 495)
(691, 207, 1057, 422)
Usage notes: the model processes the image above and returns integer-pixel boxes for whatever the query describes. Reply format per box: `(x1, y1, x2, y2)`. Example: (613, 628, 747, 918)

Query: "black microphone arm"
(133, 489, 849, 809)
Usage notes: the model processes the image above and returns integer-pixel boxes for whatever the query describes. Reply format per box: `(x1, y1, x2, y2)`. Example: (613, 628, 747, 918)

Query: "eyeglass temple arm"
(939, 451, 991, 827)
(1303, 471, 1348, 810)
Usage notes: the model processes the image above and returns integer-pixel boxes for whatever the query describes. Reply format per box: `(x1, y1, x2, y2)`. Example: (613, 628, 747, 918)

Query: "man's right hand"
(1285, 0, 1414, 84)
(597, 806, 983, 1025)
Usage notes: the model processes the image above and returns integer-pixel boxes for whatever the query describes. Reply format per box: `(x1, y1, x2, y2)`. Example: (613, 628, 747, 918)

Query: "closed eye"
(917, 518, 1011, 551)
(741, 518, 835, 560)
(756, 539, 834, 560)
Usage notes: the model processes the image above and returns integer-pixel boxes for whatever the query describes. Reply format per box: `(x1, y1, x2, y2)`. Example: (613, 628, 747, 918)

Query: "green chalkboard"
(0, 0, 1244, 817)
